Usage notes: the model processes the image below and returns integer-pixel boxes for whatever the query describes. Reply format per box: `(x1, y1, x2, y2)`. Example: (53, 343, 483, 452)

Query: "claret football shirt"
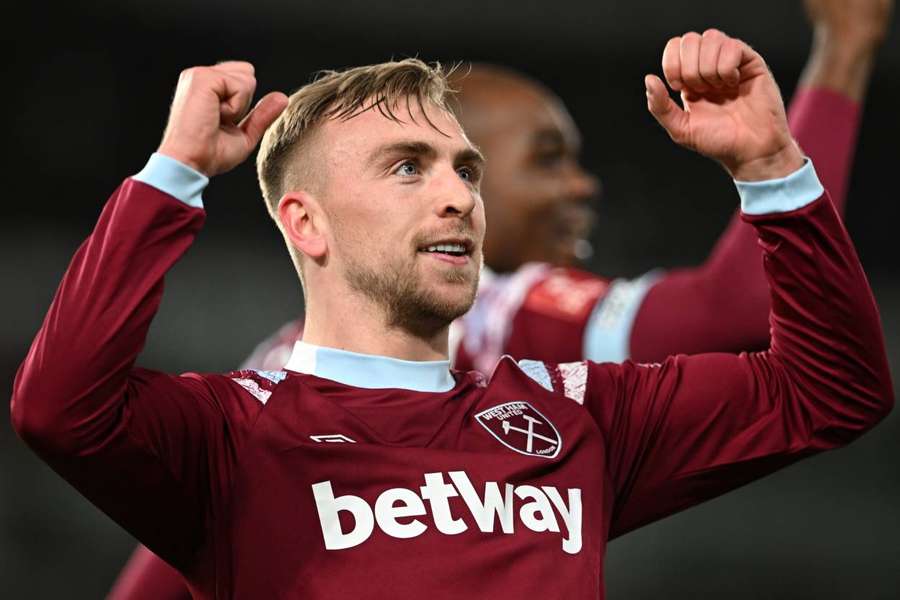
(11, 154, 892, 599)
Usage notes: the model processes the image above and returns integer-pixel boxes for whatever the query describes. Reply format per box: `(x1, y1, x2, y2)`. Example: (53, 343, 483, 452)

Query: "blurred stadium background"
(2, 1, 898, 598)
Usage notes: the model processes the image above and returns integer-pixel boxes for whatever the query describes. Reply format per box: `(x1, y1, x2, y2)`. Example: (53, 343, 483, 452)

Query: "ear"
(278, 191, 328, 260)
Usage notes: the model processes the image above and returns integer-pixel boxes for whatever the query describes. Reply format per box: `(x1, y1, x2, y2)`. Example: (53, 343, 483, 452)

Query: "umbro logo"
(310, 434, 356, 443)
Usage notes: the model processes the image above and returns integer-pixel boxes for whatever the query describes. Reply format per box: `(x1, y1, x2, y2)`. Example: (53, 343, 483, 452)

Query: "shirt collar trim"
(284, 341, 455, 393)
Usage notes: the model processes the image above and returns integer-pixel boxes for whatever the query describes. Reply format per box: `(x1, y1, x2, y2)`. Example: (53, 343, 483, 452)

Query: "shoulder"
(497, 357, 590, 406)
(218, 368, 289, 406)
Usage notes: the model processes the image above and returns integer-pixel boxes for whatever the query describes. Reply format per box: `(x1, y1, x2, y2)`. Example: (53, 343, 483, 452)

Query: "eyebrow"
(534, 129, 565, 145)
(533, 128, 581, 153)
(366, 140, 485, 170)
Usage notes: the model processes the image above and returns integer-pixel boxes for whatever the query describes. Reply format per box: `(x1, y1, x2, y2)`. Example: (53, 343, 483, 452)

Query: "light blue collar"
(284, 341, 455, 393)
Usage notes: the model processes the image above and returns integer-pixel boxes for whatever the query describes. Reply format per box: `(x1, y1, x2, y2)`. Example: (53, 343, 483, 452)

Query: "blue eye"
(396, 161, 418, 176)
(458, 165, 481, 184)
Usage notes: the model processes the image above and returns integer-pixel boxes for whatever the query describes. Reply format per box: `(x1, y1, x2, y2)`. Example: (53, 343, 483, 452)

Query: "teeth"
(425, 243, 466, 253)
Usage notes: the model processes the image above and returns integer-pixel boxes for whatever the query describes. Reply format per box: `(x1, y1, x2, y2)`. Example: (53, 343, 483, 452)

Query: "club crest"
(475, 401, 562, 459)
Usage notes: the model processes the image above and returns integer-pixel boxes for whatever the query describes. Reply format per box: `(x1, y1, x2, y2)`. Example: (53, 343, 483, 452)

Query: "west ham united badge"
(475, 401, 562, 459)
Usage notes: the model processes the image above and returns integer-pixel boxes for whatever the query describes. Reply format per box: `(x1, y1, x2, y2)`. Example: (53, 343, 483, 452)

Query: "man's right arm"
(10, 63, 287, 572)
(108, 314, 305, 600)
(10, 168, 229, 568)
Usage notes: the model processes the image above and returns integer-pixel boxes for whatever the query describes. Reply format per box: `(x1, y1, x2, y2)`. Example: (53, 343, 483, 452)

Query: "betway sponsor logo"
(312, 471, 582, 554)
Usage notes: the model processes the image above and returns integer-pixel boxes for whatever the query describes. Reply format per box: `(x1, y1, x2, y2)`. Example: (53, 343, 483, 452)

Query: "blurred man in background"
(107, 0, 892, 598)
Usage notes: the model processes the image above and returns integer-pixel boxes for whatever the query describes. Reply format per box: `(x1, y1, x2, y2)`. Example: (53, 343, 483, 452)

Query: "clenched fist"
(645, 30, 804, 181)
(158, 61, 288, 177)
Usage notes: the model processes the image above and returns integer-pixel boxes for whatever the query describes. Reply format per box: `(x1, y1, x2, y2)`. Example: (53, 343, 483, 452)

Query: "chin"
(422, 277, 479, 319)
(387, 287, 474, 335)
(434, 285, 478, 317)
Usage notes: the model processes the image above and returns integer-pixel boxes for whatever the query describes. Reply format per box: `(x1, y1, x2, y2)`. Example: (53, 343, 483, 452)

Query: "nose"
(570, 166, 600, 202)
(434, 168, 477, 219)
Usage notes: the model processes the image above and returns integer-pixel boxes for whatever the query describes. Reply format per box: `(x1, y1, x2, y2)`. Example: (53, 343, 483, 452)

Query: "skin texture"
(646, 29, 804, 181)
(158, 62, 287, 176)
(276, 101, 487, 360)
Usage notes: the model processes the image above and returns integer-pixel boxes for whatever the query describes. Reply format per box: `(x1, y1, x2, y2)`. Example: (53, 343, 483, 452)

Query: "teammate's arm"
(622, 0, 892, 362)
(10, 63, 287, 569)
(107, 546, 192, 600)
(580, 30, 893, 537)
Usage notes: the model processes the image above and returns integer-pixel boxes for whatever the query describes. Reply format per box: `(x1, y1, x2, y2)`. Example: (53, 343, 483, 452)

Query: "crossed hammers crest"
(501, 415, 558, 453)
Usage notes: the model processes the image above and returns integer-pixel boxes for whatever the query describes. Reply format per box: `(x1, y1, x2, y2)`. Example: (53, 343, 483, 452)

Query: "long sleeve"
(626, 87, 861, 361)
(107, 546, 193, 600)
(580, 166, 892, 538)
(10, 174, 262, 572)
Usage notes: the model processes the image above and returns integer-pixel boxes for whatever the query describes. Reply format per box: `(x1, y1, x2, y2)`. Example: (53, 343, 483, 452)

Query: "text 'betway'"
(312, 471, 582, 554)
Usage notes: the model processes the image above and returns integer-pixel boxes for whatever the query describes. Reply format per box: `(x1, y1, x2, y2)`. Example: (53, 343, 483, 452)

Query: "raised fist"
(157, 61, 288, 177)
(645, 30, 804, 182)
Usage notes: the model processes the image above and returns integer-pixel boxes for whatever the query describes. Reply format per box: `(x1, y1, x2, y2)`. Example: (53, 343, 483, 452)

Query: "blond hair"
(256, 58, 455, 218)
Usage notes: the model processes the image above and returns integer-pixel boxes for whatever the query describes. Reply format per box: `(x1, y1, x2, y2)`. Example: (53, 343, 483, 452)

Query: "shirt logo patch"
(475, 402, 562, 459)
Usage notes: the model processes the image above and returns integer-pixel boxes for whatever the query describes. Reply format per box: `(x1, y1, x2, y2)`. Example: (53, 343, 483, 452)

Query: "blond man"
(13, 31, 892, 599)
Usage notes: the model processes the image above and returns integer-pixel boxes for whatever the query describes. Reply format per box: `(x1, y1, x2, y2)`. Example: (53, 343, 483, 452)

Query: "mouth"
(552, 202, 596, 263)
(417, 238, 475, 266)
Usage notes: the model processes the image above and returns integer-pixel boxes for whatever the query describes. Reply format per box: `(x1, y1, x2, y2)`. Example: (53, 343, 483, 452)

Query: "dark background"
(2, 1, 898, 598)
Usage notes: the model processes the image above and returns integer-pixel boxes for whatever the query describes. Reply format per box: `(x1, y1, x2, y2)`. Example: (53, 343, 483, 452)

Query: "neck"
(301, 288, 450, 361)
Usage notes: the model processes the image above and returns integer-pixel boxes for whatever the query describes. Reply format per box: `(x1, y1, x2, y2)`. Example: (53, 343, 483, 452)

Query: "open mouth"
(417, 239, 474, 263)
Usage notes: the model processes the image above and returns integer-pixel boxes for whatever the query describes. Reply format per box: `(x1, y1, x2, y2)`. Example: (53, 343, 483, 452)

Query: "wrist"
(799, 29, 879, 101)
(735, 159, 824, 216)
(812, 24, 883, 59)
(133, 153, 209, 209)
(727, 144, 805, 182)
(157, 143, 208, 176)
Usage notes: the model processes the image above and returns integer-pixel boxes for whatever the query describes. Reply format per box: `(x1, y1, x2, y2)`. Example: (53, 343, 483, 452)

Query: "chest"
(222, 373, 610, 598)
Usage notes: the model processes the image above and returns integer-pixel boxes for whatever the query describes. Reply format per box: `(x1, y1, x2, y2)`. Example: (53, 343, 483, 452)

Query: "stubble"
(343, 251, 479, 337)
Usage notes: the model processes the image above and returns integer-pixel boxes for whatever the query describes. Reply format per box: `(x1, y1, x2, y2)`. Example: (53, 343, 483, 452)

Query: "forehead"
(319, 98, 476, 163)
(467, 79, 581, 150)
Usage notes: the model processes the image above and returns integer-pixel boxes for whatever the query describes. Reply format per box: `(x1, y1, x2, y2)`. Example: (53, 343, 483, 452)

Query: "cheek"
(488, 158, 563, 212)
(471, 201, 487, 237)
(330, 206, 379, 260)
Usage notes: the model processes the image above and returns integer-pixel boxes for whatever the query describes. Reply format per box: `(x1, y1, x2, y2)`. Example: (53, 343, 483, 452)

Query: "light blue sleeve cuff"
(735, 159, 824, 216)
(133, 153, 209, 209)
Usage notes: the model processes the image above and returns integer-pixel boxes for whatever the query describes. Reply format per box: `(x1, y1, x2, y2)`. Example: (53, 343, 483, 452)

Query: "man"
(108, 1, 898, 597)
(12, 30, 893, 600)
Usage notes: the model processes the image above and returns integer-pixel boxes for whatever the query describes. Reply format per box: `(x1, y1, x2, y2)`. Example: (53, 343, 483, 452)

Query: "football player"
(13, 28, 892, 599)
(108, 0, 894, 598)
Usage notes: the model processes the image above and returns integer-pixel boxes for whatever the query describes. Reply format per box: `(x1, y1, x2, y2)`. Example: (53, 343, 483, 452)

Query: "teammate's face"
(463, 79, 599, 273)
(318, 100, 486, 332)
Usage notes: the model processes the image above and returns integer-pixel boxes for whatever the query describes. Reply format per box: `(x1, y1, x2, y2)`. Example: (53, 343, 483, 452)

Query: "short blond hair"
(256, 58, 455, 218)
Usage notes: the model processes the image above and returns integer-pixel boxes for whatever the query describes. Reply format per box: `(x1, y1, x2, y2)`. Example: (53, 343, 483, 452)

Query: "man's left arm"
(570, 30, 894, 534)
(582, 176, 894, 537)
(607, 0, 892, 362)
